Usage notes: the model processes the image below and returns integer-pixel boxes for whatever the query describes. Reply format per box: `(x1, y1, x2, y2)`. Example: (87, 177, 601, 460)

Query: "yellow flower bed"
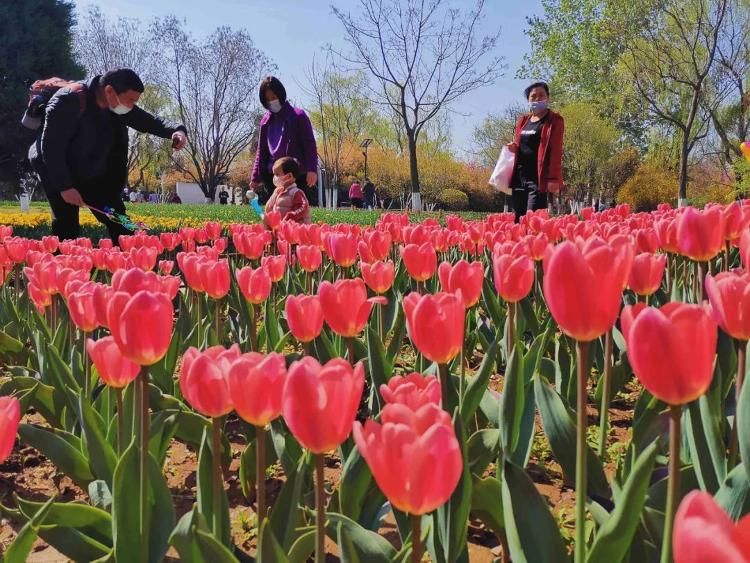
(0, 208, 208, 232)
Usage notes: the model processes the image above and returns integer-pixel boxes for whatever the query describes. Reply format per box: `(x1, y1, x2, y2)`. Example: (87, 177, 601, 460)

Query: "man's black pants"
(38, 167, 134, 242)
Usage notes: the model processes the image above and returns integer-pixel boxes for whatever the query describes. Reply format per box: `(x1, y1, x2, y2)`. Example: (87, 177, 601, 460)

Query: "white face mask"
(272, 175, 283, 187)
(110, 93, 132, 115)
(268, 100, 282, 113)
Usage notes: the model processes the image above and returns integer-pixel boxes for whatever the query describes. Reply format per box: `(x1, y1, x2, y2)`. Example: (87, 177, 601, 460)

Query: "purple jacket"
(251, 102, 318, 184)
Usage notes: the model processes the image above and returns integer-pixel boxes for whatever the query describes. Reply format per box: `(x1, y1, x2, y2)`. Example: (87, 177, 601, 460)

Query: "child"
(265, 157, 311, 224)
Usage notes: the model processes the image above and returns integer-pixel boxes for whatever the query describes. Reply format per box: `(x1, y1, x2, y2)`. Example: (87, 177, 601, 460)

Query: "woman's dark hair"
(259, 76, 287, 108)
(273, 156, 300, 177)
(524, 81, 550, 100)
(101, 69, 145, 94)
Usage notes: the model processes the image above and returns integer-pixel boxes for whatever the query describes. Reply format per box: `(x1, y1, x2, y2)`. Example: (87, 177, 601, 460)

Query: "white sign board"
(176, 182, 206, 204)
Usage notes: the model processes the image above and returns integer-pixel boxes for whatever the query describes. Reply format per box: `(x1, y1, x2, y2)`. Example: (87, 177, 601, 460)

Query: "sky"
(73, 0, 545, 157)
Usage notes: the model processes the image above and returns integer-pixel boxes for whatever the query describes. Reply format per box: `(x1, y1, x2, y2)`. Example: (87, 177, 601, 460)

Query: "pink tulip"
(628, 253, 667, 296)
(360, 260, 395, 294)
(493, 253, 535, 303)
(296, 245, 323, 272)
(108, 290, 173, 366)
(325, 232, 358, 267)
(86, 337, 140, 388)
(400, 242, 437, 282)
(403, 292, 465, 364)
(318, 278, 386, 337)
(543, 238, 632, 342)
(179, 345, 241, 417)
(236, 266, 272, 305)
(282, 357, 364, 453)
(353, 403, 462, 515)
(0, 396, 20, 463)
(285, 294, 324, 343)
(261, 255, 287, 283)
(673, 490, 750, 563)
(380, 373, 441, 409)
(66, 287, 98, 331)
(228, 352, 287, 426)
(705, 272, 750, 341)
(626, 303, 717, 405)
(198, 259, 231, 299)
(676, 206, 725, 261)
(438, 260, 484, 308)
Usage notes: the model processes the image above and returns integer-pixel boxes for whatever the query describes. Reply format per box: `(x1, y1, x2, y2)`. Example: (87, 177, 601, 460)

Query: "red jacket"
(514, 110, 565, 193)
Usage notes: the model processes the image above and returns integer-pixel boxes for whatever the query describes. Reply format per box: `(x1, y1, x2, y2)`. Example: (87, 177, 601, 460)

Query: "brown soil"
(0, 377, 638, 562)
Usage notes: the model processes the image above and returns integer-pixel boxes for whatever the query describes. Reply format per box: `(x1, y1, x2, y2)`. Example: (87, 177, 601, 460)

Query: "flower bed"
(0, 203, 749, 562)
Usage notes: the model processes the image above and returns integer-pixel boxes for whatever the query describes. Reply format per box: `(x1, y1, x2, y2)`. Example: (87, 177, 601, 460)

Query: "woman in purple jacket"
(250, 76, 318, 204)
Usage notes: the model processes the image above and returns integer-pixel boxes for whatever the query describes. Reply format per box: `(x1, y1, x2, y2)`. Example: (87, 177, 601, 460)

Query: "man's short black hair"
(524, 81, 550, 100)
(101, 68, 145, 94)
(259, 76, 287, 108)
(273, 156, 300, 177)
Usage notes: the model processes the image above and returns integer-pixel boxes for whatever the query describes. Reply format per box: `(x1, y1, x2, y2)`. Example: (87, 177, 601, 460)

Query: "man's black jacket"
(29, 75, 187, 193)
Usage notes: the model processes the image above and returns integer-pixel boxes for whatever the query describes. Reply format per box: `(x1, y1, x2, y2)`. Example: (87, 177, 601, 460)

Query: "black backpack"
(21, 77, 87, 130)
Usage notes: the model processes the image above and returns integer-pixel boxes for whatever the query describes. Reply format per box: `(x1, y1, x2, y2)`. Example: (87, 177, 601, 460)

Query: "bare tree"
(704, 0, 750, 165)
(74, 6, 157, 81)
(152, 17, 272, 200)
(622, 0, 728, 204)
(75, 8, 172, 188)
(303, 55, 369, 190)
(331, 0, 503, 208)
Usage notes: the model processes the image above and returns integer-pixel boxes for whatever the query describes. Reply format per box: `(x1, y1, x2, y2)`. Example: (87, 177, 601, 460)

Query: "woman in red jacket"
(507, 82, 564, 222)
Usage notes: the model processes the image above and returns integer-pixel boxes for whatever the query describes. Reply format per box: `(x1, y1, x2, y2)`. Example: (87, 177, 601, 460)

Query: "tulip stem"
(697, 261, 705, 302)
(212, 417, 222, 539)
(411, 515, 422, 563)
(82, 332, 90, 398)
(725, 241, 731, 272)
(197, 292, 202, 345)
(249, 303, 257, 352)
(459, 346, 465, 410)
(574, 340, 589, 563)
(348, 338, 355, 365)
(314, 454, 326, 563)
(508, 301, 516, 355)
(728, 340, 746, 468)
(378, 303, 385, 343)
(598, 330, 613, 459)
(116, 388, 125, 455)
(137, 366, 150, 553)
(255, 425, 266, 522)
(438, 363, 451, 413)
(661, 405, 682, 563)
(215, 300, 221, 345)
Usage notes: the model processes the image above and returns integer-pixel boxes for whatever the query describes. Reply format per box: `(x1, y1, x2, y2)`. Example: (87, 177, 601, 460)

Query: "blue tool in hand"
(246, 190, 264, 220)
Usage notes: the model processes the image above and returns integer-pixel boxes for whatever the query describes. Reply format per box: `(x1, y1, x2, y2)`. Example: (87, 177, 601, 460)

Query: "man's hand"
(250, 181, 262, 190)
(306, 171, 318, 187)
(506, 142, 518, 154)
(547, 181, 561, 194)
(172, 131, 188, 150)
(60, 188, 85, 207)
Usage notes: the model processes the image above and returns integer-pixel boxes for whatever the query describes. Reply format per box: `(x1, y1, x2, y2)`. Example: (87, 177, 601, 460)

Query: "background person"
(250, 76, 318, 205)
(506, 81, 564, 222)
(28, 68, 187, 241)
(363, 177, 376, 210)
(349, 179, 363, 209)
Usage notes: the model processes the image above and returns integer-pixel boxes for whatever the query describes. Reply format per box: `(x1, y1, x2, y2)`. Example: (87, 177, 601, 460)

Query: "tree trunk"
(678, 134, 690, 206)
(407, 131, 421, 210)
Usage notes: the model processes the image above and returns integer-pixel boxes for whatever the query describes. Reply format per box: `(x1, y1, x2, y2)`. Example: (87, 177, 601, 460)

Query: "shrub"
(437, 188, 470, 210)
(617, 164, 677, 211)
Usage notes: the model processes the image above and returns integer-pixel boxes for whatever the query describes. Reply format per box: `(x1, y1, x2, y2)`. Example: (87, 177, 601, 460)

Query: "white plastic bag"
(489, 146, 515, 195)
